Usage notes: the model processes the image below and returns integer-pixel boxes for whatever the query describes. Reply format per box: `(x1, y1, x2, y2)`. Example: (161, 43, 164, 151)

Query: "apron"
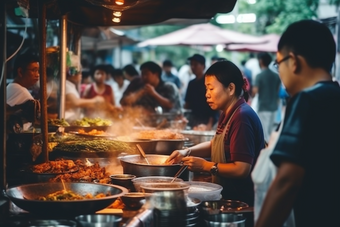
(211, 105, 241, 184)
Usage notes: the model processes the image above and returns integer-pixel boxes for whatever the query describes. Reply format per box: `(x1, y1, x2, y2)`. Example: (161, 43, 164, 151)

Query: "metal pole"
(0, 0, 7, 190)
(59, 15, 67, 119)
(38, 1, 49, 162)
(0, 0, 9, 222)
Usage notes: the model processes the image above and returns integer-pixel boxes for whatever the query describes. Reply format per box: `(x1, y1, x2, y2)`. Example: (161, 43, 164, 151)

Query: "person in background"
(161, 59, 181, 89)
(240, 59, 252, 92)
(104, 64, 115, 88)
(254, 19, 340, 227)
(120, 61, 181, 113)
(121, 63, 143, 96)
(64, 65, 105, 122)
(82, 64, 116, 117)
(177, 63, 195, 103)
(252, 52, 281, 142)
(111, 68, 130, 107)
(166, 60, 265, 214)
(80, 70, 92, 97)
(185, 54, 219, 130)
(6, 53, 41, 131)
(210, 55, 220, 65)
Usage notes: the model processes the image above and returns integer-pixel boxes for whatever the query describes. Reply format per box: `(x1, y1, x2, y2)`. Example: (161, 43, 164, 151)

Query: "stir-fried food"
(32, 159, 77, 174)
(37, 190, 108, 201)
(49, 160, 111, 183)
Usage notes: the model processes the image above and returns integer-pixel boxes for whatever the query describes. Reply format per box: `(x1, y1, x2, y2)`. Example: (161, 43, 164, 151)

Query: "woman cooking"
(166, 60, 265, 206)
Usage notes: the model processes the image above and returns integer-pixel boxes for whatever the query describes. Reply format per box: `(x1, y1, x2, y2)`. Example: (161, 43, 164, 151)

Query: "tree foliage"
(254, 0, 319, 34)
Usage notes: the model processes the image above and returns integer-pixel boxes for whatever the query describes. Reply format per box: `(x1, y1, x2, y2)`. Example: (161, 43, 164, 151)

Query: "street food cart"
(0, 0, 244, 226)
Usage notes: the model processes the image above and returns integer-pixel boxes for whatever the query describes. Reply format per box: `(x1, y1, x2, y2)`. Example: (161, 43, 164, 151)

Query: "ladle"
(136, 144, 150, 165)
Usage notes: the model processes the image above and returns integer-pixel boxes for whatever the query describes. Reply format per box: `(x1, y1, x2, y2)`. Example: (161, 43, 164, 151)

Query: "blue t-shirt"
(271, 81, 340, 227)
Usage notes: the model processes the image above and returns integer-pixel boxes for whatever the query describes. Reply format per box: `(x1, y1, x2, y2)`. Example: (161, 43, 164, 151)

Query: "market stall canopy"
(225, 34, 281, 53)
(81, 27, 138, 50)
(137, 23, 263, 47)
(6, 0, 238, 26)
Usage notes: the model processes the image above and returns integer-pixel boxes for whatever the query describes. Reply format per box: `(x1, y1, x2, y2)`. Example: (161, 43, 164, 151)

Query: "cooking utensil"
(5, 182, 128, 217)
(136, 144, 150, 165)
(120, 192, 151, 210)
(171, 149, 191, 183)
(75, 214, 122, 227)
(152, 138, 187, 155)
(187, 181, 223, 201)
(110, 174, 136, 192)
(204, 213, 246, 227)
(118, 154, 189, 180)
(199, 200, 252, 215)
(171, 165, 188, 183)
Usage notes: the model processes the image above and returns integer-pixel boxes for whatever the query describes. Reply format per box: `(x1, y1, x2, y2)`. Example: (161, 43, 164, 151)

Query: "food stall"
(0, 0, 248, 226)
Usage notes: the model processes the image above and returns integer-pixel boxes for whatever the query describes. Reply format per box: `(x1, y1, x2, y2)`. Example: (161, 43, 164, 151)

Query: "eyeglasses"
(273, 55, 290, 69)
(26, 68, 40, 73)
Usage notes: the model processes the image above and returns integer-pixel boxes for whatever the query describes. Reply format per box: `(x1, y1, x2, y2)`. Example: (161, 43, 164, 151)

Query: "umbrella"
(81, 27, 138, 50)
(226, 34, 281, 53)
(137, 23, 263, 47)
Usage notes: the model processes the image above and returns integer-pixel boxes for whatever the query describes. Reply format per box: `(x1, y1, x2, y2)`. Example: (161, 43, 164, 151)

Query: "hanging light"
(115, 0, 124, 5)
(112, 17, 121, 23)
(113, 11, 122, 17)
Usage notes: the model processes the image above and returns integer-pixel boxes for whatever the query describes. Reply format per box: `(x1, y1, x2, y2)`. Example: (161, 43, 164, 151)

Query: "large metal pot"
(118, 154, 189, 180)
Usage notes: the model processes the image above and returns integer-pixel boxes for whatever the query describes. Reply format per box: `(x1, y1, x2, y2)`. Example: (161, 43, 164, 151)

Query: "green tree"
(254, 0, 325, 34)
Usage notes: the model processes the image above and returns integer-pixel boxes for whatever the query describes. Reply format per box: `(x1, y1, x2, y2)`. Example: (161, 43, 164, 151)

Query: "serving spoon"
(136, 144, 150, 165)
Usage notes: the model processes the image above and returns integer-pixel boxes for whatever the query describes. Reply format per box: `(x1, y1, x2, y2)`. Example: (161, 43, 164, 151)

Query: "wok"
(6, 182, 128, 217)
(119, 154, 189, 180)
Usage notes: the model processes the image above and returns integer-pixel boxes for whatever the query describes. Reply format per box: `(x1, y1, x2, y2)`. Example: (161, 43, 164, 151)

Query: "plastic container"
(186, 181, 223, 201)
(132, 176, 184, 192)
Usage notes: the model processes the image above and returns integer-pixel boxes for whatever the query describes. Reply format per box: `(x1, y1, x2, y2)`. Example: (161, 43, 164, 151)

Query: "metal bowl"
(199, 200, 251, 216)
(5, 182, 128, 217)
(204, 213, 246, 227)
(75, 214, 122, 227)
(110, 174, 136, 192)
(120, 192, 151, 210)
(132, 176, 184, 192)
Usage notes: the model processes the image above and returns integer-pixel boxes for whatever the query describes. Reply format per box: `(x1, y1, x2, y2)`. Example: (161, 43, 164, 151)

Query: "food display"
(53, 139, 133, 154)
(48, 118, 70, 127)
(132, 129, 185, 140)
(31, 159, 77, 174)
(72, 117, 112, 127)
(37, 190, 108, 201)
(49, 159, 111, 183)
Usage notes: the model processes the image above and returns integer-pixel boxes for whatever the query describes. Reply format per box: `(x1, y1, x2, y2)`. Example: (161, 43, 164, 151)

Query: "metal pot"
(204, 213, 246, 227)
(118, 154, 189, 180)
(152, 139, 187, 155)
(180, 130, 215, 145)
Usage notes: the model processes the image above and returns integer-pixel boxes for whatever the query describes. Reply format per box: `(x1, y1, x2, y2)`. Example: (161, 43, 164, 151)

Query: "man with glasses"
(6, 53, 41, 131)
(255, 20, 340, 227)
